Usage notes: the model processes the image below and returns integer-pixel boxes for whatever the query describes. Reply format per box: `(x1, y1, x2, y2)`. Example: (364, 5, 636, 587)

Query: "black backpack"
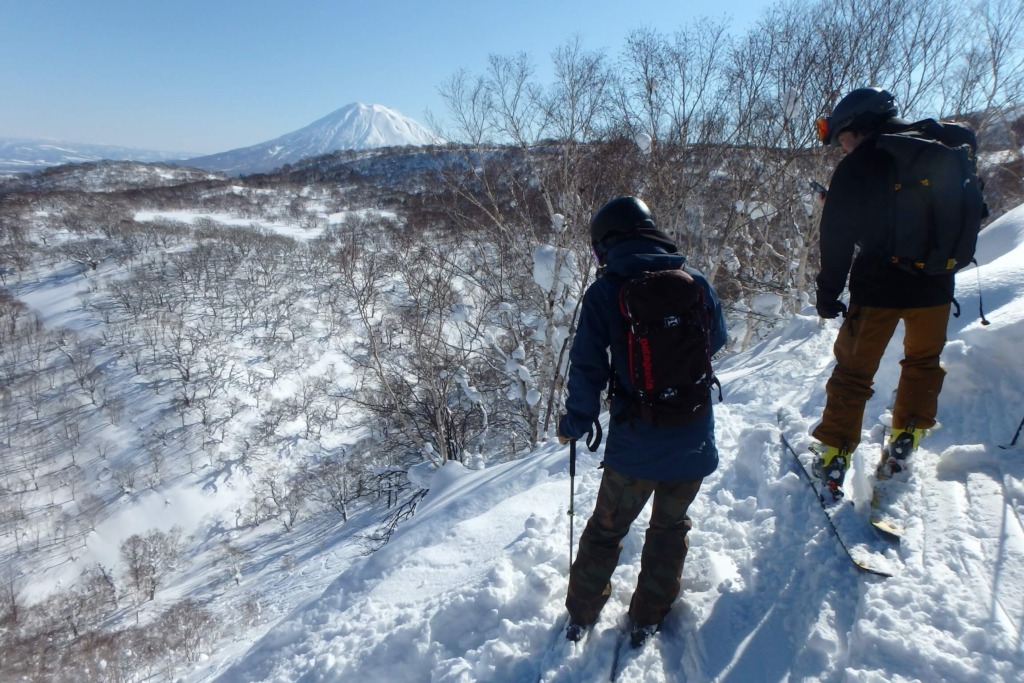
(614, 268, 721, 427)
(876, 119, 988, 275)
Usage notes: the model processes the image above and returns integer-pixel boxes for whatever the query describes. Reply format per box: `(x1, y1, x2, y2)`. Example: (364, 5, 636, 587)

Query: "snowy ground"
(134, 207, 398, 241)
(186, 205, 1024, 682)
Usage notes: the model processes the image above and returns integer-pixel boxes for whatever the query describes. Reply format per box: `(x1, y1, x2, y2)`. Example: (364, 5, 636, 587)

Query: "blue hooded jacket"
(558, 239, 728, 481)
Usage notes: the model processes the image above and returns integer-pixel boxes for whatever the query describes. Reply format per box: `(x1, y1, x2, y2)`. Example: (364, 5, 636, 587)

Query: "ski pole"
(567, 422, 602, 573)
(568, 438, 577, 573)
(1000, 415, 1024, 450)
(972, 260, 990, 326)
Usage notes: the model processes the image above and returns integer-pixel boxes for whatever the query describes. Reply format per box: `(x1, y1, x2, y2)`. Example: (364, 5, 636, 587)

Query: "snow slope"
(203, 205, 1024, 682)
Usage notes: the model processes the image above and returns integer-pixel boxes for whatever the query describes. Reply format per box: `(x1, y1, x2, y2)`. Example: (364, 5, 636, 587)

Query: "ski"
(777, 409, 894, 578)
(872, 432, 905, 540)
(607, 625, 631, 682)
(870, 514, 903, 541)
(608, 623, 660, 681)
(869, 424, 904, 539)
(535, 616, 588, 682)
(870, 417, 924, 541)
(864, 393, 903, 540)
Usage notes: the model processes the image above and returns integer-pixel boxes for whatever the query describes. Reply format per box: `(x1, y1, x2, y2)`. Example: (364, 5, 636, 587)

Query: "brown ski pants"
(565, 466, 702, 628)
(812, 302, 950, 452)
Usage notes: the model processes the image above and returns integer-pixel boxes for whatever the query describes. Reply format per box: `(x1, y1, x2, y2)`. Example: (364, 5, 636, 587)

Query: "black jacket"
(816, 130, 954, 309)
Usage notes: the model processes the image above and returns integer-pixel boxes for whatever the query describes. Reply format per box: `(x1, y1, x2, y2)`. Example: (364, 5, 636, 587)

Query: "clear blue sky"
(0, 0, 774, 154)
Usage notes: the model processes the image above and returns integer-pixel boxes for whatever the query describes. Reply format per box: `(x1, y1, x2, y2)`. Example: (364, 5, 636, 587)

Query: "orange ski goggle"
(815, 116, 830, 144)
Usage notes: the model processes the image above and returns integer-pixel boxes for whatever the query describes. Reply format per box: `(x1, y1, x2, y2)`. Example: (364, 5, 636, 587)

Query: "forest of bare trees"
(1, 0, 1022, 678)
(433, 0, 1024, 349)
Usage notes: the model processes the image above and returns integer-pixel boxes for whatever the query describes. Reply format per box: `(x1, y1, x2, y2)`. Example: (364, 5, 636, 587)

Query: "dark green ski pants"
(565, 465, 702, 628)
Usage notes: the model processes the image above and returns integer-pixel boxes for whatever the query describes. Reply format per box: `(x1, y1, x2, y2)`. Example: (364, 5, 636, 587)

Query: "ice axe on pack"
(567, 422, 603, 572)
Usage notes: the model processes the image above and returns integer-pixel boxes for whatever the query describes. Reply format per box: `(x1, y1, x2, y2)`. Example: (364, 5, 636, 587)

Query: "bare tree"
(255, 470, 304, 532)
(0, 566, 23, 627)
(158, 598, 220, 663)
(298, 456, 358, 522)
(119, 527, 185, 603)
(435, 38, 614, 444)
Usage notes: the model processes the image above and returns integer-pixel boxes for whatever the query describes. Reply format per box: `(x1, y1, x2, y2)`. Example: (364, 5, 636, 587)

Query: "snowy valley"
(0, 140, 1022, 681)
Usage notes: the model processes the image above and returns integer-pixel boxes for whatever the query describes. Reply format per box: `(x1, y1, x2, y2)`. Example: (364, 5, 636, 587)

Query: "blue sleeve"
(558, 282, 612, 440)
(686, 268, 727, 356)
(704, 279, 728, 356)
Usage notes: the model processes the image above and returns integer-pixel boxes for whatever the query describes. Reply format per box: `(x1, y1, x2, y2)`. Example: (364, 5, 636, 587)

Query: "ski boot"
(878, 426, 925, 479)
(629, 622, 659, 649)
(810, 443, 850, 502)
(565, 622, 587, 642)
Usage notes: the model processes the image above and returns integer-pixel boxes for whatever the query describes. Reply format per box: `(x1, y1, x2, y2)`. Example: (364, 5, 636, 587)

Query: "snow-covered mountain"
(181, 103, 439, 175)
(0, 138, 195, 176)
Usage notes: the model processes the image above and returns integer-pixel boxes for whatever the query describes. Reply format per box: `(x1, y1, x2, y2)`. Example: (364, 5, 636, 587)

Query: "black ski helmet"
(821, 87, 898, 147)
(589, 196, 676, 262)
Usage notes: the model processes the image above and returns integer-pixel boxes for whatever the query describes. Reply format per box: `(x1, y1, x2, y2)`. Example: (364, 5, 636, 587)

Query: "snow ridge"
(0, 138, 195, 175)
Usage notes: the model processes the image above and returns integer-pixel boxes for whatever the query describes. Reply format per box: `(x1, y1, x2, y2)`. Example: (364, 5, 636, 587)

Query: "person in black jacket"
(557, 196, 727, 646)
(810, 87, 952, 499)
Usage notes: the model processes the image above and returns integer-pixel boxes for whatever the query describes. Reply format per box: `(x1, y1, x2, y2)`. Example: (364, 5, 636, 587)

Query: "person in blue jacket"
(557, 196, 727, 646)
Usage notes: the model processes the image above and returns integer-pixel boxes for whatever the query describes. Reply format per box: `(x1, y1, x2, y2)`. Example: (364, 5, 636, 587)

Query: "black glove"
(816, 298, 848, 319)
